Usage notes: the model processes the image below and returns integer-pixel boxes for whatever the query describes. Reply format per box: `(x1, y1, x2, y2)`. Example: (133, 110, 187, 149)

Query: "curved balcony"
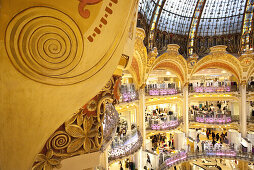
(193, 114, 232, 124)
(101, 104, 120, 151)
(146, 88, 181, 96)
(146, 118, 182, 131)
(120, 91, 139, 103)
(120, 84, 139, 103)
(231, 115, 254, 124)
(189, 86, 238, 93)
(159, 150, 254, 170)
(108, 129, 143, 163)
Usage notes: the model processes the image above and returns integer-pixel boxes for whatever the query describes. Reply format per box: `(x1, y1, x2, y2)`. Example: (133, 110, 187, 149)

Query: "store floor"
(191, 158, 237, 170)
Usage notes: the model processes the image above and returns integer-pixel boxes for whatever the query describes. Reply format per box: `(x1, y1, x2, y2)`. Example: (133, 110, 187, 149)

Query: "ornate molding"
(191, 45, 242, 82)
(147, 45, 188, 84)
(167, 44, 180, 55)
(147, 47, 158, 67)
(209, 45, 227, 54)
(241, 80, 247, 86)
(32, 76, 121, 170)
(128, 27, 148, 89)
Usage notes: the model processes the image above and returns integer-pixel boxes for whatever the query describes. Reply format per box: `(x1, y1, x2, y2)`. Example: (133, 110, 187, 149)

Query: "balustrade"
(159, 150, 254, 170)
(108, 130, 143, 162)
(194, 114, 232, 124)
(190, 86, 237, 93)
(147, 119, 180, 130)
(146, 88, 180, 96)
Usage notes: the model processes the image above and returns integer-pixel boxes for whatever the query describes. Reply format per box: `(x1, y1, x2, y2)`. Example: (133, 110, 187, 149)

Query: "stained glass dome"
(137, 0, 253, 57)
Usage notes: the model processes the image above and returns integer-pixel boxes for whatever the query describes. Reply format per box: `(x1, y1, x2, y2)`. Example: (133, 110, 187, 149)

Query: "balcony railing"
(120, 91, 139, 103)
(189, 86, 238, 93)
(111, 128, 138, 148)
(193, 114, 232, 124)
(159, 150, 254, 170)
(247, 85, 254, 92)
(231, 115, 254, 123)
(101, 104, 119, 151)
(145, 88, 181, 96)
(146, 117, 181, 130)
(108, 130, 143, 163)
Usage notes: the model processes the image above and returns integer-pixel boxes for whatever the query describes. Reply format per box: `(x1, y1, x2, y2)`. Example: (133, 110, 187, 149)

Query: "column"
(138, 87, 146, 150)
(183, 83, 189, 136)
(240, 81, 247, 138)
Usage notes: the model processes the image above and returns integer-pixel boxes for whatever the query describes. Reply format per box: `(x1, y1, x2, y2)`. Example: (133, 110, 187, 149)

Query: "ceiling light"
(166, 71, 171, 75)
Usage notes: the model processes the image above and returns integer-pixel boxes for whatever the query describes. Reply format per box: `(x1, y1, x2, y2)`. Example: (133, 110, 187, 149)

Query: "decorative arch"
(147, 44, 188, 84)
(190, 46, 243, 82)
(245, 55, 254, 80)
(128, 28, 148, 89)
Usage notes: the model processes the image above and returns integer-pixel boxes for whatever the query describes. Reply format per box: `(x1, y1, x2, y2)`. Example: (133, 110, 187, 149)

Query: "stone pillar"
(240, 82, 247, 138)
(138, 88, 146, 150)
(183, 83, 189, 136)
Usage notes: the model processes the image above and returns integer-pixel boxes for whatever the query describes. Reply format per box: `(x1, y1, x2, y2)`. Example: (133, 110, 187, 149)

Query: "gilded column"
(138, 87, 146, 150)
(240, 81, 247, 138)
(183, 83, 189, 136)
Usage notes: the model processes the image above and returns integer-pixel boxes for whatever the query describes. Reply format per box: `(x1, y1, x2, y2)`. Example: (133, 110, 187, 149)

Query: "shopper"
(197, 133, 200, 143)
(216, 133, 220, 141)
(212, 132, 215, 140)
(147, 154, 152, 167)
(212, 139, 216, 147)
(168, 140, 171, 148)
(206, 130, 210, 139)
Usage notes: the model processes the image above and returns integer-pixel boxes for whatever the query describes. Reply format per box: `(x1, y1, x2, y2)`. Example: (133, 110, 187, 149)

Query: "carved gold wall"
(0, 0, 137, 169)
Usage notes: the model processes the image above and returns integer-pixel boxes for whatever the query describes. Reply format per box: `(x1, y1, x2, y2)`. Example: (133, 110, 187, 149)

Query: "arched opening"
(189, 68, 240, 126)
(247, 72, 254, 123)
(146, 69, 182, 96)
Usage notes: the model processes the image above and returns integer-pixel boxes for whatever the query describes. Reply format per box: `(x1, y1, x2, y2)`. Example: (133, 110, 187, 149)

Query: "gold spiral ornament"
(5, 7, 84, 85)
(47, 131, 71, 150)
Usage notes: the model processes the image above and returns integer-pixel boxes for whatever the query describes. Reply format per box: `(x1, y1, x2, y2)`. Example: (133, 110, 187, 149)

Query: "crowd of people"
(150, 133, 175, 153)
(205, 129, 228, 144)
(119, 159, 135, 170)
(188, 80, 238, 92)
(145, 106, 177, 129)
(190, 101, 231, 118)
